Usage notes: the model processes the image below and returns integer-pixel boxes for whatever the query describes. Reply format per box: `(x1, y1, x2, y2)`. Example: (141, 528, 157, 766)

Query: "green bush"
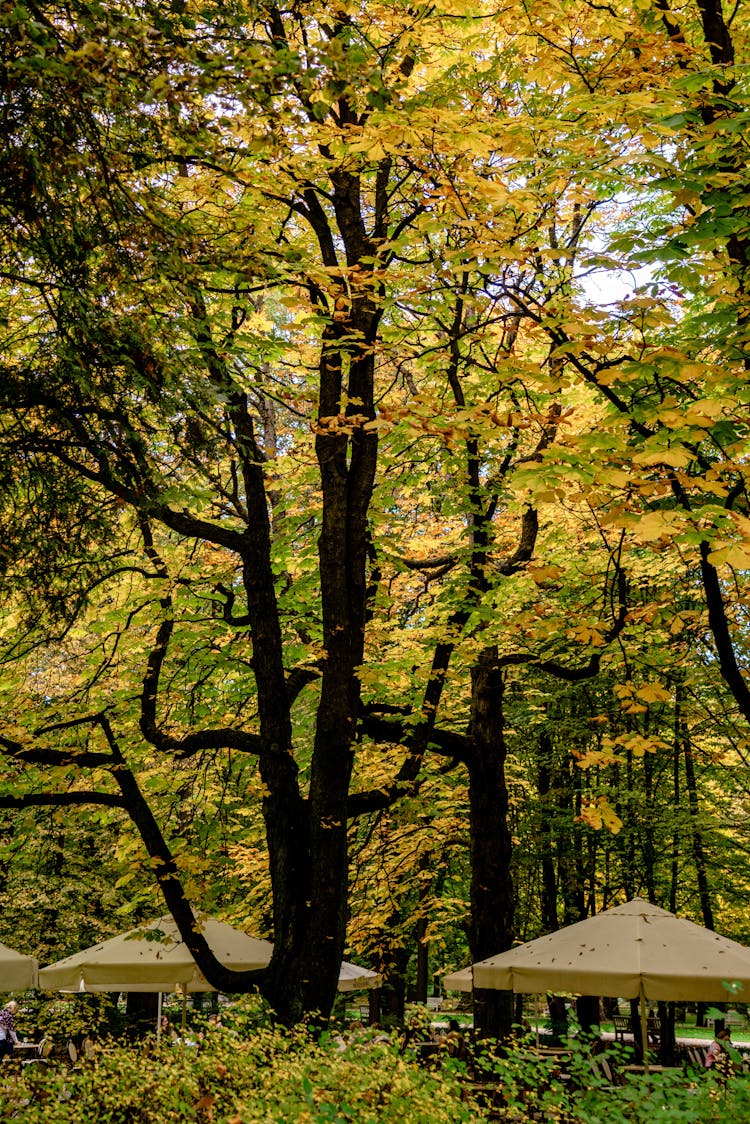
(2, 1020, 750, 1123)
(0, 1025, 480, 1123)
(472, 1035, 750, 1122)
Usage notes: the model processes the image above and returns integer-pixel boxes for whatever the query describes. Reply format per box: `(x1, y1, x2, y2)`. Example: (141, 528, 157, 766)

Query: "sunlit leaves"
(2, 0, 750, 1002)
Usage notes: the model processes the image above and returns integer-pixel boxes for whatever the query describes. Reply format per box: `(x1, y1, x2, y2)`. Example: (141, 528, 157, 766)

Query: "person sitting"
(0, 1001, 20, 1061)
(196, 1011, 224, 1048)
(705, 1027, 733, 1077)
(159, 1015, 179, 1043)
(399, 1014, 425, 1055)
(445, 1018, 467, 1060)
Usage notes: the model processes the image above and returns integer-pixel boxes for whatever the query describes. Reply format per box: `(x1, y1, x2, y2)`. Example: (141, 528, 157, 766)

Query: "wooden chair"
(590, 1056, 618, 1089)
(20, 1039, 51, 1067)
(67, 1041, 82, 1071)
(612, 1015, 632, 1043)
(688, 1045, 707, 1068)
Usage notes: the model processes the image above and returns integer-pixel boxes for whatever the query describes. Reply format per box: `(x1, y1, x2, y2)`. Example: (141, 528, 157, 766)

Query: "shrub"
(3, 1019, 750, 1123)
(0, 1025, 480, 1123)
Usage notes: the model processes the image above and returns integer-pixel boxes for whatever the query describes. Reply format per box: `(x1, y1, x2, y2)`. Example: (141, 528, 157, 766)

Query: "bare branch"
(0, 791, 124, 810)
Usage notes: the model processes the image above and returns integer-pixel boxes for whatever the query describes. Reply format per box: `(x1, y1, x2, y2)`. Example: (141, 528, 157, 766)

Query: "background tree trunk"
(468, 648, 514, 1038)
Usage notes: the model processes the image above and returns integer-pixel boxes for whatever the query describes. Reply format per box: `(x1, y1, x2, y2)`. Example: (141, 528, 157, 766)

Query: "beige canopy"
(443, 898, 750, 1003)
(0, 939, 38, 991)
(444, 898, 750, 1071)
(336, 959, 383, 993)
(39, 915, 380, 994)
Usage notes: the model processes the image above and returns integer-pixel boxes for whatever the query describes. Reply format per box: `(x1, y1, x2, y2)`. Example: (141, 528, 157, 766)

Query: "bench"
(612, 1014, 660, 1045)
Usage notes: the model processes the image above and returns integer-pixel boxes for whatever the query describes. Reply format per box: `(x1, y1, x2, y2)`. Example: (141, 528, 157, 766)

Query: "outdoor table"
(462, 1081, 505, 1112)
(531, 1046, 574, 1080)
(416, 1041, 441, 1060)
(619, 1064, 667, 1076)
(7, 1042, 42, 1063)
(532, 1046, 573, 1065)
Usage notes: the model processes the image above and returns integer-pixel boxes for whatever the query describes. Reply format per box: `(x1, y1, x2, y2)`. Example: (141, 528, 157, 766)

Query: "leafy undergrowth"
(481, 1038, 750, 1122)
(1, 1023, 749, 1123)
(0, 1025, 479, 1124)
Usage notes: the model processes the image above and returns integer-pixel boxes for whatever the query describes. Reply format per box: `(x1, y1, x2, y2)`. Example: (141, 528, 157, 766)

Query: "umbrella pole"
(157, 991, 162, 1043)
(181, 985, 187, 1034)
(639, 983, 649, 1074)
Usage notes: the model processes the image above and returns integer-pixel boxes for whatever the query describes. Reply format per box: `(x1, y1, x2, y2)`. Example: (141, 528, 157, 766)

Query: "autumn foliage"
(1, 0, 750, 1030)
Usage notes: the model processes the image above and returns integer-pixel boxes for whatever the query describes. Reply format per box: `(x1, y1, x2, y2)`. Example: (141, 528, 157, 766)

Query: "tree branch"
(98, 714, 267, 992)
(0, 791, 124, 810)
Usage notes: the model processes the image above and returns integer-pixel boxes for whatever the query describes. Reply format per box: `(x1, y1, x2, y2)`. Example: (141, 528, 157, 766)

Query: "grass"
(374, 1005, 750, 1046)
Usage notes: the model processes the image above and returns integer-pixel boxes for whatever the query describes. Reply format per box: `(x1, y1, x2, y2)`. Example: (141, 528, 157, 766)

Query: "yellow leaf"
(577, 797, 622, 834)
(634, 511, 679, 541)
(612, 733, 667, 756)
(574, 748, 625, 770)
(600, 801, 623, 834)
(577, 805, 602, 830)
(528, 563, 564, 584)
(632, 449, 693, 468)
(635, 682, 672, 703)
(567, 625, 606, 646)
(707, 544, 750, 570)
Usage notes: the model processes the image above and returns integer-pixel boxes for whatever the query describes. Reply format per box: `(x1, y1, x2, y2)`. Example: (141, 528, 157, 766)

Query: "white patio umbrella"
(39, 915, 380, 1000)
(0, 940, 38, 991)
(336, 960, 383, 992)
(443, 898, 750, 1070)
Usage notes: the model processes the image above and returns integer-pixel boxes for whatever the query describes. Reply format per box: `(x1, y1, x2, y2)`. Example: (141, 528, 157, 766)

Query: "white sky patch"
(577, 261, 656, 306)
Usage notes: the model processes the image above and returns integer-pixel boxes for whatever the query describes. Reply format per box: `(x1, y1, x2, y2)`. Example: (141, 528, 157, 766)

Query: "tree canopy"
(1, 0, 750, 1030)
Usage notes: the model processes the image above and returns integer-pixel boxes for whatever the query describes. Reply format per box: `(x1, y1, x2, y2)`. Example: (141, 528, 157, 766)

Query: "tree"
(0, 0, 448, 1023)
(3, 0, 750, 1034)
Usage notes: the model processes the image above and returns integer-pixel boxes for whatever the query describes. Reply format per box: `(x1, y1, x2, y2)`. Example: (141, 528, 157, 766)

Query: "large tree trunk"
(262, 295, 379, 1023)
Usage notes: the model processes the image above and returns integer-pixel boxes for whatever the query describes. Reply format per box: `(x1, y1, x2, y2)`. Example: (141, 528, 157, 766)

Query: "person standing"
(0, 1000, 20, 1061)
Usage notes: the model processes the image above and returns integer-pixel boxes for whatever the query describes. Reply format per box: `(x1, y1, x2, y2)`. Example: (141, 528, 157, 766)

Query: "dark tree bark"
(658, 1000, 676, 1066)
(467, 647, 515, 1039)
(629, 997, 644, 1061)
(670, 692, 682, 914)
(415, 927, 429, 1006)
(537, 731, 559, 934)
(683, 730, 715, 931)
(642, 749, 657, 905)
(575, 995, 601, 1037)
(557, 760, 585, 927)
(415, 858, 431, 1005)
(125, 993, 159, 1041)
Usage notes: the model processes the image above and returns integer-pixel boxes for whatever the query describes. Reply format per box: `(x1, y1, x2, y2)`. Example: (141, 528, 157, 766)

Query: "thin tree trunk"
(537, 731, 559, 933)
(683, 733, 714, 930)
(670, 688, 682, 913)
(643, 748, 656, 904)
(468, 648, 514, 1039)
(415, 917, 429, 1005)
